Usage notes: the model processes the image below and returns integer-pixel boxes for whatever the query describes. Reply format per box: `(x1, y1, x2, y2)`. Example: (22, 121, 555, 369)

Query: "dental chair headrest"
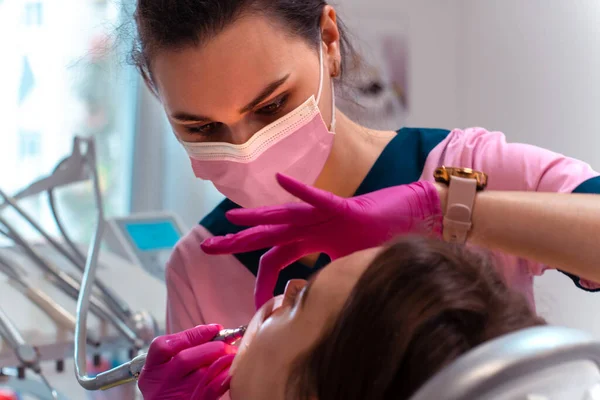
(409, 326, 600, 400)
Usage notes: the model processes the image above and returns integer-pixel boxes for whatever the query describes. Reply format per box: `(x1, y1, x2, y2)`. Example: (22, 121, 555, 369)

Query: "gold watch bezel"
(434, 166, 488, 191)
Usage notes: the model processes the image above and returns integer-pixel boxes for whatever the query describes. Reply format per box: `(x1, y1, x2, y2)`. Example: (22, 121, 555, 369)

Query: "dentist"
(130, 0, 600, 398)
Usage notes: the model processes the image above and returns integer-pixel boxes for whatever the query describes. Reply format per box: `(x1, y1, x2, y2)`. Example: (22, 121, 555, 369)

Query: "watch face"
(434, 167, 488, 190)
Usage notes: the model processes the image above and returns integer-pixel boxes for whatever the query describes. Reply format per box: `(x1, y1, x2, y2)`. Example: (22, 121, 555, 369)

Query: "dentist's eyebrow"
(170, 74, 291, 123)
(171, 111, 210, 123)
(239, 74, 291, 114)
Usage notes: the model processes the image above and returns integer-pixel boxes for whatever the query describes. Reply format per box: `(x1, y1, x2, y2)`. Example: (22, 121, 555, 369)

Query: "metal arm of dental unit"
(52, 139, 247, 391)
(0, 306, 59, 399)
(0, 216, 143, 349)
(0, 137, 157, 350)
(0, 137, 139, 328)
(0, 254, 100, 347)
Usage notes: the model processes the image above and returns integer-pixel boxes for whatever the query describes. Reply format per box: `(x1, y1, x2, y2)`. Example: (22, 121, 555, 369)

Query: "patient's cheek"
(230, 295, 284, 374)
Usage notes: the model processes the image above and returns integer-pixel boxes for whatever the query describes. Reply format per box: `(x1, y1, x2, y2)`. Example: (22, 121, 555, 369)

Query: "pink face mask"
(179, 42, 336, 208)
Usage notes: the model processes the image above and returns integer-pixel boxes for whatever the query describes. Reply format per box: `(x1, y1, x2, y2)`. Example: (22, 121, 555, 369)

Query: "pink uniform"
(165, 127, 600, 334)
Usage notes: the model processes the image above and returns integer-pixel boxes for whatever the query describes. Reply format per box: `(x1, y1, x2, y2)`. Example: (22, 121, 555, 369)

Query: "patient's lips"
(230, 295, 284, 374)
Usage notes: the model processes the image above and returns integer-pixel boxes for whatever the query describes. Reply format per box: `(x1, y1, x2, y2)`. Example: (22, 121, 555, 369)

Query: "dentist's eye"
(186, 122, 223, 137)
(255, 94, 289, 116)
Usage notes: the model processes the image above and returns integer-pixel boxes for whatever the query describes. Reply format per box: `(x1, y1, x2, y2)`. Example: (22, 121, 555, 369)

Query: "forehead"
(306, 247, 382, 312)
(151, 15, 317, 115)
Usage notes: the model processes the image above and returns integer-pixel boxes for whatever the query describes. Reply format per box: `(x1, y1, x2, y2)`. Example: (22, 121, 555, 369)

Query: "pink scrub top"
(165, 127, 600, 334)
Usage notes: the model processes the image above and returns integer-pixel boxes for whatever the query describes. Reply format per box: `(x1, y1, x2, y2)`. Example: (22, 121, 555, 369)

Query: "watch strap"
(443, 176, 477, 243)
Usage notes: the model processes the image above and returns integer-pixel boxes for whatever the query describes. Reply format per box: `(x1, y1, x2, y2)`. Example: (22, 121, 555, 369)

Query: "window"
(17, 131, 41, 159)
(0, 0, 137, 245)
(23, 1, 42, 26)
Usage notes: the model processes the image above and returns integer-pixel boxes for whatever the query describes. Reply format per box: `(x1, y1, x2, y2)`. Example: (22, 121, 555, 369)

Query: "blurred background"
(0, 0, 599, 398)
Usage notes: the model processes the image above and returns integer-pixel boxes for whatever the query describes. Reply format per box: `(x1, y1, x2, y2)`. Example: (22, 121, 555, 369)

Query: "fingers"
(145, 324, 223, 366)
(171, 341, 232, 377)
(276, 173, 345, 213)
(201, 224, 312, 255)
(191, 354, 236, 400)
(225, 202, 319, 226)
(255, 242, 310, 309)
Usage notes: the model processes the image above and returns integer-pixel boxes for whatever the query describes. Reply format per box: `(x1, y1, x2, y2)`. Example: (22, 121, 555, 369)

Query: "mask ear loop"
(316, 41, 325, 104)
(316, 38, 337, 132)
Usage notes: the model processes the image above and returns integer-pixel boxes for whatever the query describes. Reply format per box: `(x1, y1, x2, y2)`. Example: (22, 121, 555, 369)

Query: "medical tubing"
(0, 306, 27, 350)
(0, 270, 101, 347)
(0, 253, 21, 280)
(0, 253, 100, 346)
(0, 308, 59, 400)
(47, 182, 87, 264)
(0, 187, 133, 324)
(0, 217, 142, 348)
(47, 188, 133, 323)
(37, 371, 59, 400)
(25, 285, 101, 348)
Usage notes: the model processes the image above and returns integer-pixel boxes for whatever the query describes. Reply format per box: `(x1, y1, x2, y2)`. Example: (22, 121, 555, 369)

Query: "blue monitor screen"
(124, 221, 181, 252)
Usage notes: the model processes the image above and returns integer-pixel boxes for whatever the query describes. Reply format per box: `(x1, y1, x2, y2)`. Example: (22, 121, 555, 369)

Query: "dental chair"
(409, 326, 600, 400)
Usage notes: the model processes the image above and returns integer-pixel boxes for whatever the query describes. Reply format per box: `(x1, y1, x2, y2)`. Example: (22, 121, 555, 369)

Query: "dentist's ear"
(320, 5, 342, 78)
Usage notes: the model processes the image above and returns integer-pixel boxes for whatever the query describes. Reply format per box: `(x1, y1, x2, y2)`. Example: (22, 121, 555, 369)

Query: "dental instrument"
(80, 325, 247, 391)
(0, 216, 142, 348)
(0, 254, 100, 347)
(0, 307, 59, 400)
(0, 137, 143, 328)
(0, 137, 157, 349)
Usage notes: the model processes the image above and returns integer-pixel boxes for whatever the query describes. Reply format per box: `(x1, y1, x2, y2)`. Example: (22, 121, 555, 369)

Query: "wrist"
(434, 182, 448, 214)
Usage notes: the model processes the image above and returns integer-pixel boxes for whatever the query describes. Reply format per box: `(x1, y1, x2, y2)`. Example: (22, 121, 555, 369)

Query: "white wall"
(457, 0, 600, 337)
(336, 0, 463, 129)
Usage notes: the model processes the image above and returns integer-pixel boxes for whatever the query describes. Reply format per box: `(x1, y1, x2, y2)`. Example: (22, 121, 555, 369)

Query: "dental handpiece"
(89, 325, 247, 391)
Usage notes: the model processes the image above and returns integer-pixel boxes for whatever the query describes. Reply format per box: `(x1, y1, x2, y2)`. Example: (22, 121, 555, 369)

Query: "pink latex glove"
(138, 324, 237, 400)
(201, 173, 443, 309)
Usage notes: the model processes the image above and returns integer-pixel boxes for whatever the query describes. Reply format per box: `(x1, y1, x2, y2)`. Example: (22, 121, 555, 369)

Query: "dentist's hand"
(201, 173, 443, 309)
(138, 324, 236, 400)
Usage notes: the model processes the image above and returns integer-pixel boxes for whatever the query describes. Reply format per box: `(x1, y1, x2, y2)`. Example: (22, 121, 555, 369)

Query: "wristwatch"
(433, 167, 488, 244)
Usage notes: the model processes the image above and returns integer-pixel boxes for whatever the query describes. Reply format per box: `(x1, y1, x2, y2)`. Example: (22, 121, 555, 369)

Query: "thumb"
(255, 242, 309, 309)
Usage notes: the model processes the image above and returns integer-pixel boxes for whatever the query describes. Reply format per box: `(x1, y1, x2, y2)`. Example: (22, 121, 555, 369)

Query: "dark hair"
(287, 236, 546, 400)
(131, 0, 355, 92)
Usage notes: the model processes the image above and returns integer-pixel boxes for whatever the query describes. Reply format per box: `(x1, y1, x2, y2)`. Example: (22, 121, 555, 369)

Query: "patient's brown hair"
(287, 236, 546, 400)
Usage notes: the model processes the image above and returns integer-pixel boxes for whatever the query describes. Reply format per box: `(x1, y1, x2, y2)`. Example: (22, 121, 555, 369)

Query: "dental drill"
(85, 326, 247, 391)
(0, 306, 59, 399)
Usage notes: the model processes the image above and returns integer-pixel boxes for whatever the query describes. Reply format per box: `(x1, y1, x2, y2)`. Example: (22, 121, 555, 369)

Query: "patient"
(230, 236, 546, 399)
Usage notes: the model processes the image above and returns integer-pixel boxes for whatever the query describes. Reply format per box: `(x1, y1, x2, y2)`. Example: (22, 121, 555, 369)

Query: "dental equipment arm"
(8, 137, 89, 203)
(0, 255, 100, 347)
(434, 184, 600, 284)
(0, 306, 59, 400)
(0, 216, 143, 348)
(0, 151, 134, 324)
